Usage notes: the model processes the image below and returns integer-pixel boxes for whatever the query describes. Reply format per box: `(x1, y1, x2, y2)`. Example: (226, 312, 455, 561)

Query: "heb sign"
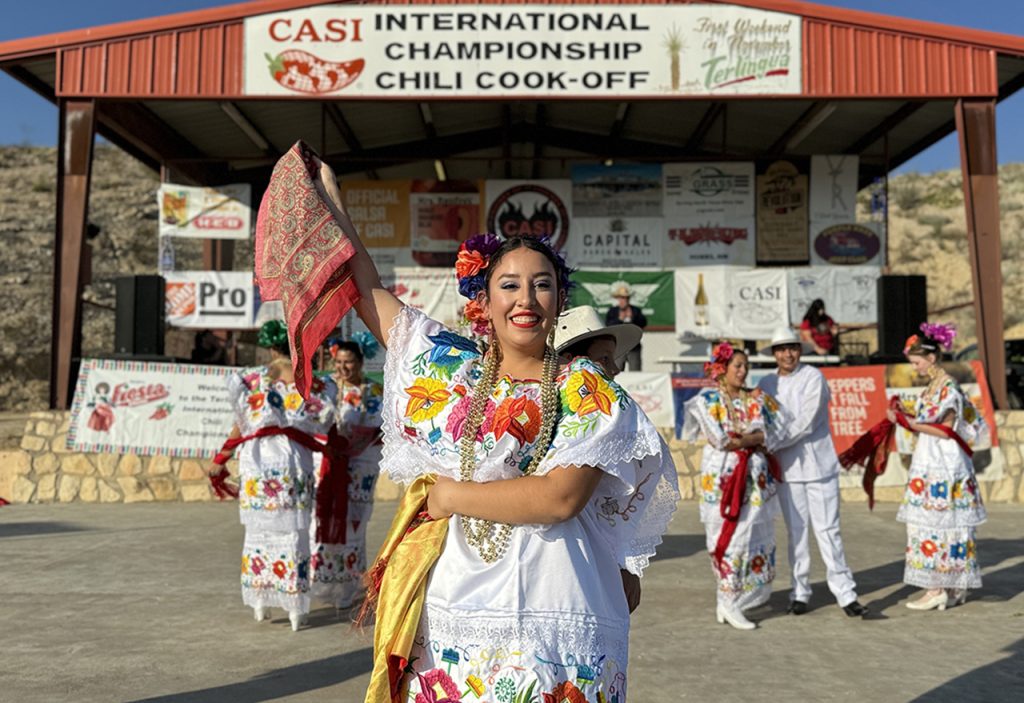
(69, 359, 239, 458)
(165, 271, 256, 330)
(243, 5, 802, 98)
(158, 183, 252, 240)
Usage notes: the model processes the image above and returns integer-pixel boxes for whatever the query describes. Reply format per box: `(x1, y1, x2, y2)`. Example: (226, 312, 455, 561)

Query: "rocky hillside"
(0, 145, 1021, 411)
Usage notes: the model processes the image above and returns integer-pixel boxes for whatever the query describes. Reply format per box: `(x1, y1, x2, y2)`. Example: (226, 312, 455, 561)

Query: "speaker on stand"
(875, 275, 927, 360)
(115, 275, 166, 356)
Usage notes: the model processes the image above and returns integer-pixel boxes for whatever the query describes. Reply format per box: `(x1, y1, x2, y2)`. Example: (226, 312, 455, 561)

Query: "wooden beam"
(956, 99, 1008, 407)
(220, 101, 277, 157)
(532, 104, 546, 180)
(324, 103, 377, 179)
(685, 102, 725, 152)
(418, 102, 445, 181)
(50, 99, 95, 409)
(767, 101, 836, 155)
(609, 102, 631, 141)
(887, 112, 958, 172)
(842, 101, 926, 154)
(502, 105, 512, 178)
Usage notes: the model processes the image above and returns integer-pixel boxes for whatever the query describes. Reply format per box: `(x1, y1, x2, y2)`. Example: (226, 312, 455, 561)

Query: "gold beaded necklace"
(457, 327, 560, 563)
(718, 382, 752, 433)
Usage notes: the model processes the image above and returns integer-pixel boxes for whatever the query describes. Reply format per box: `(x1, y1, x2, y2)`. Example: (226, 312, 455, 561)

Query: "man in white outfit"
(757, 327, 868, 618)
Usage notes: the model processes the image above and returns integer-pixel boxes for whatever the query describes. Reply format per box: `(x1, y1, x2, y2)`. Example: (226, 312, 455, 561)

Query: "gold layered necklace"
(925, 365, 948, 399)
(457, 330, 560, 563)
(718, 382, 751, 432)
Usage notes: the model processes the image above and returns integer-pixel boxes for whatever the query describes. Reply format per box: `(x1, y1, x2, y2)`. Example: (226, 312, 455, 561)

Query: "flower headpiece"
(703, 341, 735, 380)
(328, 331, 379, 360)
(904, 322, 957, 355)
(455, 233, 573, 337)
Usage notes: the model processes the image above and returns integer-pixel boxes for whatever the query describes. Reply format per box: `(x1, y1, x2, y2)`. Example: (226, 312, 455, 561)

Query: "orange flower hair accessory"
(703, 341, 735, 380)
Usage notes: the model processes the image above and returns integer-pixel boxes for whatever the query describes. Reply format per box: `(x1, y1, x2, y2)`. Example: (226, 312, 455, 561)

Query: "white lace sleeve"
(226, 368, 254, 430)
(535, 358, 680, 576)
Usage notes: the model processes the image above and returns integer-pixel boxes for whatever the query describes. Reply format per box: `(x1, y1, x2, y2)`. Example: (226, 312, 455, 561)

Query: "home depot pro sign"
(244, 5, 801, 97)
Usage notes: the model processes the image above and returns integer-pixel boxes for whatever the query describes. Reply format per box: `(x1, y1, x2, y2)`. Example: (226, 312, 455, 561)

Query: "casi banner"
(566, 217, 664, 269)
(569, 270, 675, 330)
(674, 267, 789, 339)
(485, 180, 573, 250)
(164, 271, 256, 329)
(158, 183, 251, 240)
(663, 162, 756, 266)
(68, 359, 238, 457)
(243, 5, 801, 98)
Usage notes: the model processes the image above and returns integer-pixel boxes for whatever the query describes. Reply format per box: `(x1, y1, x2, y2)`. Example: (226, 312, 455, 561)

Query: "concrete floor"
(0, 501, 1021, 703)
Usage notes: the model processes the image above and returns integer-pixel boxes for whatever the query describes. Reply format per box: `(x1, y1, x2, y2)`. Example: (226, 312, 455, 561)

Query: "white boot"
(253, 606, 269, 622)
(289, 611, 307, 632)
(716, 603, 756, 631)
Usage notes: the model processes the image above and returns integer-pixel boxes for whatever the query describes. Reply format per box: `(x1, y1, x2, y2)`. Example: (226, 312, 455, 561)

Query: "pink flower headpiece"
(703, 341, 735, 379)
(919, 322, 957, 351)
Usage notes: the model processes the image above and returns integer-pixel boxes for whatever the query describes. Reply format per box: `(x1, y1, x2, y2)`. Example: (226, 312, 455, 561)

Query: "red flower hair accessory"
(703, 341, 735, 379)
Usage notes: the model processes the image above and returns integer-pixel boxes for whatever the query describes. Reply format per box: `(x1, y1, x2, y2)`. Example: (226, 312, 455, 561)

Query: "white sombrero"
(554, 305, 642, 366)
(759, 326, 815, 355)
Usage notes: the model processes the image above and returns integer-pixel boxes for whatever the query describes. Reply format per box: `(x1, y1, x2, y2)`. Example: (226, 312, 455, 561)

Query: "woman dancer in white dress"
(893, 324, 986, 611)
(685, 343, 783, 630)
(314, 153, 678, 701)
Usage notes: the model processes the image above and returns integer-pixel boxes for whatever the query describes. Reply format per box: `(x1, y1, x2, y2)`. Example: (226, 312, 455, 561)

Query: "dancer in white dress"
(895, 325, 987, 611)
(685, 343, 783, 630)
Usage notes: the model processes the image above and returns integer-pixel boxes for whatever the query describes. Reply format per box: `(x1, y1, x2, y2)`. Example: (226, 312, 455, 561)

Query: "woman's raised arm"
(316, 160, 404, 347)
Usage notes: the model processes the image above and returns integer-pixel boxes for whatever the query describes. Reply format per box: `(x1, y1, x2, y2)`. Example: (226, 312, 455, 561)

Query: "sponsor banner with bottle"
(788, 267, 881, 325)
(68, 359, 238, 457)
(569, 270, 675, 330)
(756, 160, 809, 263)
(674, 267, 788, 339)
(566, 217, 664, 269)
(485, 180, 573, 250)
(571, 163, 663, 218)
(662, 162, 756, 267)
(158, 183, 251, 240)
(164, 271, 257, 329)
(244, 5, 801, 98)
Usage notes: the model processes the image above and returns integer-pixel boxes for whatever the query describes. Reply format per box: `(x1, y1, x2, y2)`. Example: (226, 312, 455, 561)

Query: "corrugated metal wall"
(53, 3, 999, 99)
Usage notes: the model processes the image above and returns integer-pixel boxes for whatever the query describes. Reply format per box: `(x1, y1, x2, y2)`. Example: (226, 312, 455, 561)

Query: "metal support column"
(50, 99, 96, 409)
(955, 99, 1008, 408)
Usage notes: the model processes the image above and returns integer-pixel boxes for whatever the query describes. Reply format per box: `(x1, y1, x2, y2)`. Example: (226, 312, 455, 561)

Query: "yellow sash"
(364, 475, 449, 703)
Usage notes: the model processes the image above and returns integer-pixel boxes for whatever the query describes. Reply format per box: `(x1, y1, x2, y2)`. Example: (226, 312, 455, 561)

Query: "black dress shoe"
(842, 601, 869, 618)
(787, 600, 809, 615)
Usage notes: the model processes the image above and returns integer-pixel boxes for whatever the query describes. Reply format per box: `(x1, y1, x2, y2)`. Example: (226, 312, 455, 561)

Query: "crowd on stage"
(202, 142, 987, 703)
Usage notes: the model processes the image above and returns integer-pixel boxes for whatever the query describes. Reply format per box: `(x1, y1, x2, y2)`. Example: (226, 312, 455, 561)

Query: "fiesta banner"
(787, 267, 881, 325)
(663, 162, 756, 266)
(68, 359, 238, 457)
(485, 180, 573, 251)
(566, 217, 664, 269)
(158, 183, 251, 240)
(164, 271, 257, 329)
(569, 270, 675, 330)
(244, 5, 801, 98)
(674, 267, 788, 339)
(756, 160, 809, 263)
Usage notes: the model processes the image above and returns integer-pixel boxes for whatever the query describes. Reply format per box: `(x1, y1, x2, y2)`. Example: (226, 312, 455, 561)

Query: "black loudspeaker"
(115, 275, 166, 355)
(877, 275, 927, 356)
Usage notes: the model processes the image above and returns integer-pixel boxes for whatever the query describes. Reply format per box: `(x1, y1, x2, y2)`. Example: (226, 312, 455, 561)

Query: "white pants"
(779, 477, 858, 607)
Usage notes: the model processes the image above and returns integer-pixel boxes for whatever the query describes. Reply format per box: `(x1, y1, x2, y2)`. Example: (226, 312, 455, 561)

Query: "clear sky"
(0, 0, 1021, 173)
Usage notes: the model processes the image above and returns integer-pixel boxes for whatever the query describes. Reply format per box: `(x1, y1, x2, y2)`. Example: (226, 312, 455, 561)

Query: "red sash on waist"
(212, 425, 351, 544)
(839, 396, 973, 509)
(712, 437, 782, 575)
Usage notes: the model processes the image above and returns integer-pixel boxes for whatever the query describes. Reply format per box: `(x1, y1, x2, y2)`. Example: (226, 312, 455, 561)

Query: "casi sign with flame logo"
(484, 180, 572, 251)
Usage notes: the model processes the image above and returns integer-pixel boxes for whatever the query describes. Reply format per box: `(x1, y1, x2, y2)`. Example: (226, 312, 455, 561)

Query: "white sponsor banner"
(810, 155, 858, 228)
(244, 5, 801, 98)
(675, 267, 788, 339)
(663, 162, 756, 266)
(788, 267, 881, 325)
(617, 371, 674, 428)
(158, 183, 251, 240)
(567, 217, 663, 269)
(485, 180, 573, 251)
(164, 271, 256, 330)
(68, 358, 238, 457)
(571, 163, 662, 218)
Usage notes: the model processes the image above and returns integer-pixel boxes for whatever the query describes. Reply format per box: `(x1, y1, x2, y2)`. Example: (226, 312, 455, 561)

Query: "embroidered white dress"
(227, 367, 337, 616)
(684, 388, 782, 611)
(310, 379, 384, 608)
(381, 307, 679, 703)
(896, 376, 987, 590)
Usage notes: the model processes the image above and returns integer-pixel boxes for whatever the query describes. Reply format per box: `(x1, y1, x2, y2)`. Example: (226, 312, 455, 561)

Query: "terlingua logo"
(487, 184, 570, 250)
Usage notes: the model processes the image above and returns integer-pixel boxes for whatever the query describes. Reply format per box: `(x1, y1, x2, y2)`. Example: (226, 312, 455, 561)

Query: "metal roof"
(2, 0, 1023, 184)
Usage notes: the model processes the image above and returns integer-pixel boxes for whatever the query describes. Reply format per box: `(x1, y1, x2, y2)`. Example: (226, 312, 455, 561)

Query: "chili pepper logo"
(149, 402, 173, 420)
(265, 51, 364, 94)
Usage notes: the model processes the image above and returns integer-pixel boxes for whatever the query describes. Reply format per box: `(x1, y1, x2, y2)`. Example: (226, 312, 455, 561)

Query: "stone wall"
(2, 410, 1023, 505)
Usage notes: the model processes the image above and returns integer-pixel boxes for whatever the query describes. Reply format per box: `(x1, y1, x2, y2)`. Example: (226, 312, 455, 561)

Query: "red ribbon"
(839, 396, 973, 509)
(712, 438, 783, 575)
(211, 425, 351, 544)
